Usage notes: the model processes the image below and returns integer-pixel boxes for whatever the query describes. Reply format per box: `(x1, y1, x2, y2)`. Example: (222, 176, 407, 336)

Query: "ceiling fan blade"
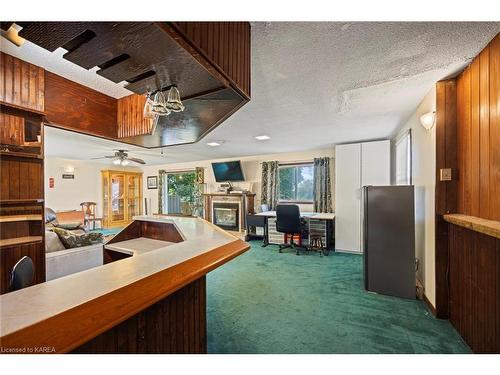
(90, 156, 113, 160)
(127, 157, 146, 165)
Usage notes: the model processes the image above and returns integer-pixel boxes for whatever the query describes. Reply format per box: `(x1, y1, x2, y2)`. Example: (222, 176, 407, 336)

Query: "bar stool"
(309, 235, 329, 256)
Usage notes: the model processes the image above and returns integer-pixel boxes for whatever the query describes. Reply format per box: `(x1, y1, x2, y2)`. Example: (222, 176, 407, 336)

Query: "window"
(164, 171, 197, 214)
(278, 163, 314, 202)
(395, 129, 412, 185)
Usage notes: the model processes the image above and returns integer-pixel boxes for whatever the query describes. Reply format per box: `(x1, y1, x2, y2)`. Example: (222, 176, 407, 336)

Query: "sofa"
(45, 208, 104, 281)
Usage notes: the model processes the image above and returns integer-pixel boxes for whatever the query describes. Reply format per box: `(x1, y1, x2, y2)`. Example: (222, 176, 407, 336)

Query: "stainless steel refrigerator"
(362, 185, 415, 299)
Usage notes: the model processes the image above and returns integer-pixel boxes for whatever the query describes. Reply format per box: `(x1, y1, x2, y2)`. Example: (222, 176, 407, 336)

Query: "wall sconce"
(420, 111, 436, 131)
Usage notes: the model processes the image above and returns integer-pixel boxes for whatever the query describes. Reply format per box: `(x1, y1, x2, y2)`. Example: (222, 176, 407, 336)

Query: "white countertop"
(105, 237, 176, 256)
(0, 216, 239, 338)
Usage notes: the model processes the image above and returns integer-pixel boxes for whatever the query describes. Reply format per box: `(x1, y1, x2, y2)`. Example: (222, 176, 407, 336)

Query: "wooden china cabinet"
(101, 170, 143, 228)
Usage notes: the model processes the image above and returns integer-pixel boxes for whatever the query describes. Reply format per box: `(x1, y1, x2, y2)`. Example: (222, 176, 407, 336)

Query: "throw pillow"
(52, 227, 104, 249)
(56, 222, 84, 230)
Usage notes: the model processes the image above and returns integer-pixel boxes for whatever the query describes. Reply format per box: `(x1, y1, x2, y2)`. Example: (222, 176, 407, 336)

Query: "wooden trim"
(0, 239, 250, 353)
(434, 79, 458, 319)
(423, 294, 437, 317)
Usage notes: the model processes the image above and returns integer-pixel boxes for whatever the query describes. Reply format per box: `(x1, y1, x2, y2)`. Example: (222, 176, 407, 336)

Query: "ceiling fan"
(92, 150, 146, 166)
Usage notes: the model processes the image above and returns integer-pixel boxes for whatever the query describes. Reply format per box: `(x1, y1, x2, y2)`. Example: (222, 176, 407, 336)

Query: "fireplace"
(204, 193, 255, 232)
(212, 202, 239, 231)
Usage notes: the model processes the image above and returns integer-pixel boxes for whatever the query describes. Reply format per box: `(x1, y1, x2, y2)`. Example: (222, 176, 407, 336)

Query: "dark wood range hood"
(1, 22, 251, 148)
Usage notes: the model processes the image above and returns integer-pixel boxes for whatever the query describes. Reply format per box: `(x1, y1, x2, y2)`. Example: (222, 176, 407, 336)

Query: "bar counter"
(0, 216, 250, 353)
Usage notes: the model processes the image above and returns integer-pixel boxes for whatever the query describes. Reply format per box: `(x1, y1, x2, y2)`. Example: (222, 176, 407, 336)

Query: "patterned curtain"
(261, 161, 279, 210)
(313, 157, 334, 213)
(158, 170, 166, 214)
(192, 167, 205, 217)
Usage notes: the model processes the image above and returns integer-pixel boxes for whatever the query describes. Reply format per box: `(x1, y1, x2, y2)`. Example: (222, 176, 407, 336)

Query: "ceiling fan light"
(121, 159, 130, 166)
(113, 158, 121, 165)
(165, 86, 185, 112)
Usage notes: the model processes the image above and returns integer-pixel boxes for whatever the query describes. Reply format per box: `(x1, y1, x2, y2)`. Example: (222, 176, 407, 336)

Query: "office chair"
(10, 256, 35, 292)
(276, 204, 304, 255)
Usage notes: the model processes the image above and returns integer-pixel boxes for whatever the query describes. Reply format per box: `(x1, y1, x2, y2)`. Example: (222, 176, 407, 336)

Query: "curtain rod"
(259, 159, 314, 165)
(158, 168, 197, 174)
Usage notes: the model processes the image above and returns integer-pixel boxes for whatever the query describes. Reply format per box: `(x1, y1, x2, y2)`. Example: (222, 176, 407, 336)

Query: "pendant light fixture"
(165, 86, 185, 112)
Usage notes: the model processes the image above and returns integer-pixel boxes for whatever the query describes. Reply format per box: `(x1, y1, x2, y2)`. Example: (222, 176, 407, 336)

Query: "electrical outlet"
(440, 168, 452, 181)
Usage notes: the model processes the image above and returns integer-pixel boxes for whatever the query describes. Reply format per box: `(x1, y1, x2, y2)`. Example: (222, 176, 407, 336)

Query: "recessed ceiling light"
(255, 135, 271, 141)
(207, 141, 221, 147)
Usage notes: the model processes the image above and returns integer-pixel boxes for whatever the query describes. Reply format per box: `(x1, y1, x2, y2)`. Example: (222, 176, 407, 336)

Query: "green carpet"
(207, 241, 470, 354)
(90, 227, 123, 236)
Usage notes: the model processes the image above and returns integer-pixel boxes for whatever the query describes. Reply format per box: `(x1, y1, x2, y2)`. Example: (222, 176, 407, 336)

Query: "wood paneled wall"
(435, 33, 500, 353)
(117, 94, 153, 138)
(456, 34, 500, 221)
(0, 52, 45, 113)
(0, 112, 25, 145)
(0, 157, 43, 201)
(73, 276, 206, 353)
(172, 22, 251, 98)
(44, 71, 118, 139)
(448, 223, 500, 353)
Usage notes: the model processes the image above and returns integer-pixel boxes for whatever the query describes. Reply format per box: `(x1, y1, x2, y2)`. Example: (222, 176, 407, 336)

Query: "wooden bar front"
(73, 277, 207, 353)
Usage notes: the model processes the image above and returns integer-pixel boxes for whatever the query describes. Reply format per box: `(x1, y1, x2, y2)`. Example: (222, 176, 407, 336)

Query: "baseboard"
(423, 294, 437, 317)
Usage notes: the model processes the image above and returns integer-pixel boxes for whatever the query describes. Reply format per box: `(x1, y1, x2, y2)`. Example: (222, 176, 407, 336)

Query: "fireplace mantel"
(203, 193, 255, 232)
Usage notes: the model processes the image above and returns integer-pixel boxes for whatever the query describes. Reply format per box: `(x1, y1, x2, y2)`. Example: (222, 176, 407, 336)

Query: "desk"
(255, 211, 335, 220)
(254, 211, 335, 249)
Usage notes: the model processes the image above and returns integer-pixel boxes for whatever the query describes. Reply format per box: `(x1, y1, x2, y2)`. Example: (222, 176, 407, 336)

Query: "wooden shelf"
(0, 215, 43, 223)
(0, 236, 43, 247)
(443, 214, 500, 239)
(0, 199, 44, 205)
(0, 150, 43, 159)
(0, 101, 45, 116)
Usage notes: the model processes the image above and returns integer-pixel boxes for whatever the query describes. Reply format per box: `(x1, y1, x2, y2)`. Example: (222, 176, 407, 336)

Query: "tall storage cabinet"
(335, 140, 390, 253)
(101, 170, 143, 228)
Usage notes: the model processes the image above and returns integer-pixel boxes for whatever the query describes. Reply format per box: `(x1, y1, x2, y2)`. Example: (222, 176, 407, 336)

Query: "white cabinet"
(361, 140, 391, 186)
(335, 140, 390, 253)
(335, 143, 361, 253)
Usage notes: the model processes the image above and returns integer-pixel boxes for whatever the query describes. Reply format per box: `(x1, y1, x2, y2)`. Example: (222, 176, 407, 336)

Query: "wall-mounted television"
(212, 160, 245, 182)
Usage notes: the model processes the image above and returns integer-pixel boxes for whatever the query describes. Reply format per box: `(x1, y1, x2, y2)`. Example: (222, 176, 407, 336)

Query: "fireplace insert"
(212, 202, 239, 231)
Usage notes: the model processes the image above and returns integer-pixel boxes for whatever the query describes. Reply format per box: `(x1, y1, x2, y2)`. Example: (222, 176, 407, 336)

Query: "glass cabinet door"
(111, 174, 125, 222)
(127, 175, 141, 218)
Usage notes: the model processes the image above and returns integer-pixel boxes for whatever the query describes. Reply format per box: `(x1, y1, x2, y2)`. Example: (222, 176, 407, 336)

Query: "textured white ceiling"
(29, 22, 500, 165)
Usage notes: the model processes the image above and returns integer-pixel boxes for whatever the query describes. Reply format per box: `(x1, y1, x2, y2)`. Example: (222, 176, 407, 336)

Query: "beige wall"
(140, 148, 335, 214)
(44, 156, 141, 218)
(392, 87, 436, 307)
